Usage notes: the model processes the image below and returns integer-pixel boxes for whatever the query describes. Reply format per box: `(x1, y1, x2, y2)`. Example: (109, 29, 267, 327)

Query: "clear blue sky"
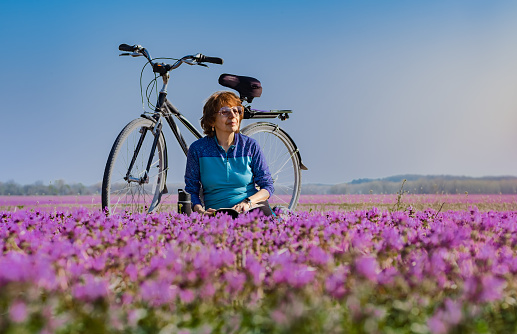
(1, 0, 516, 186)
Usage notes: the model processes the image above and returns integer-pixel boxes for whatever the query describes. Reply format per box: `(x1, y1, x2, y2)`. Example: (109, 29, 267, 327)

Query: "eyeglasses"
(218, 106, 244, 117)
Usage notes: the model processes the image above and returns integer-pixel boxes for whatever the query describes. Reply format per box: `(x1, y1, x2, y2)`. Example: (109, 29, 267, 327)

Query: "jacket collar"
(212, 132, 240, 151)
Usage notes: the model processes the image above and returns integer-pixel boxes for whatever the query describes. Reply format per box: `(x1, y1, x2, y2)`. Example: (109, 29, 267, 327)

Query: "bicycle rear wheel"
(102, 117, 167, 215)
(241, 122, 302, 210)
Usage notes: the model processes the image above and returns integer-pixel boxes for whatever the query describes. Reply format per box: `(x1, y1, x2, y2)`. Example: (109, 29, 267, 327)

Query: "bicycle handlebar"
(119, 43, 139, 52)
(197, 55, 223, 65)
(118, 43, 223, 72)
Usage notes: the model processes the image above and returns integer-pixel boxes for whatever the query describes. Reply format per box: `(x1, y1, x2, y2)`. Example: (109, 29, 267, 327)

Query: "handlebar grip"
(119, 44, 136, 52)
(199, 55, 224, 65)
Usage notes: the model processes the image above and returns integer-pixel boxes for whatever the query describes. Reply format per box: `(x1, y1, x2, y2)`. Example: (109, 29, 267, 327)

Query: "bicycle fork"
(125, 71, 171, 185)
(125, 118, 163, 185)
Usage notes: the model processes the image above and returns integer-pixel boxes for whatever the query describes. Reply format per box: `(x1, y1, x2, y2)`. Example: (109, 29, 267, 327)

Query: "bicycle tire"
(241, 122, 302, 210)
(102, 117, 167, 215)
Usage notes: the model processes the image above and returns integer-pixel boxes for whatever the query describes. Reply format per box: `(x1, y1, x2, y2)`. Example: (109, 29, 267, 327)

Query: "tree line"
(302, 175, 517, 195)
(1, 176, 517, 196)
(0, 180, 101, 196)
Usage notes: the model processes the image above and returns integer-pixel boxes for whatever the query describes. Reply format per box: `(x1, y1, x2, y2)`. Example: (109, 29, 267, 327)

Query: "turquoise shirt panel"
(199, 155, 257, 209)
(184, 133, 275, 208)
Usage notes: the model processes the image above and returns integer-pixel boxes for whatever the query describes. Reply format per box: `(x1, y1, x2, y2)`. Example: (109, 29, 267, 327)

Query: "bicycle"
(101, 43, 307, 215)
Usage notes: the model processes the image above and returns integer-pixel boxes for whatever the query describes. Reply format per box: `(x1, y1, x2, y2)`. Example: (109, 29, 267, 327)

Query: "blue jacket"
(184, 133, 274, 209)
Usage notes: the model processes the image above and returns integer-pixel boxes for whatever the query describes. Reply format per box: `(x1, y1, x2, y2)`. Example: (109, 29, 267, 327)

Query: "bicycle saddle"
(218, 74, 262, 102)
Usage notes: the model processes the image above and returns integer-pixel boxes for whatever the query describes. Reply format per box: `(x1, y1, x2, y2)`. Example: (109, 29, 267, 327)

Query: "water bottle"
(178, 189, 192, 215)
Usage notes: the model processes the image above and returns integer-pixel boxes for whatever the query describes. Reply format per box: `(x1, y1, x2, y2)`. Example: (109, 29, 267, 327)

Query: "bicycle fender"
(140, 114, 157, 122)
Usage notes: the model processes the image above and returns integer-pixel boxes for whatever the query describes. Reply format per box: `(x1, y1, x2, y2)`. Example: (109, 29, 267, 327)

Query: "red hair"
(200, 91, 243, 137)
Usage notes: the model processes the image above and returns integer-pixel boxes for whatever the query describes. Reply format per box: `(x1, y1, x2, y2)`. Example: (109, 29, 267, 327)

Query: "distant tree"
(1, 176, 516, 196)
(0, 180, 100, 195)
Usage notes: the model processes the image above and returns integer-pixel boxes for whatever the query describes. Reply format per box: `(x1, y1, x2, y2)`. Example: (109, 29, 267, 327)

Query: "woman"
(184, 91, 274, 216)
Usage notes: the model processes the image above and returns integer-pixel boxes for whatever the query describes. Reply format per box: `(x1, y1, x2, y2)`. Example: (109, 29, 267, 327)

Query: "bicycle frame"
(123, 62, 306, 188)
(103, 43, 307, 214)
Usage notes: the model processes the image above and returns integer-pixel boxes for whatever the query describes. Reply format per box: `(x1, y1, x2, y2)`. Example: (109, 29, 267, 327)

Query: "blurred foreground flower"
(0, 207, 517, 333)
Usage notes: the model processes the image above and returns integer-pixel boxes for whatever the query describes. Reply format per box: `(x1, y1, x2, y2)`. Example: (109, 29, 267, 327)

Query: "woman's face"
(212, 104, 242, 135)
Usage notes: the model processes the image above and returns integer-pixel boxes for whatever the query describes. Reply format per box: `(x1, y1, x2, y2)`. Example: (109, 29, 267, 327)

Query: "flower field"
(2, 193, 517, 212)
(1, 196, 517, 333)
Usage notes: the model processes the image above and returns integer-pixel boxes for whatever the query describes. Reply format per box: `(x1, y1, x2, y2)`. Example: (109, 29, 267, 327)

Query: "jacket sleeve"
(184, 143, 203, 207)
(250, 140, 275, 197)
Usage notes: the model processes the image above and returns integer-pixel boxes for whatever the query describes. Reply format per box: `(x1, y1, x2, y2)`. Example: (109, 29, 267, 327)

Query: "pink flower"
(308, 246, 330, 265)
(325, 265, 348, 299)
(480, 275, 505, 302)
(200, 282, 216, 299)
(377, 267, 398, 285)
(0, 253, 32, 282)
(271, 309, 289, 326)
(428, 313, 447, 334)
(381, 228, 403, 251)
(351, 232, 372, 251)
(179, 289, 195, 304)
(140, 279, 177, 306)
(245, 256, 264, 286)
(292, 267, 316, 287)
(224, 271, 246, 294)
(355, 256, 379, 282)
(91, 255, 106, 271)
(72, 274, 108, 301)
(9, 300, 28, 323)
(427, 299, 462, 334)
(464, 274, 505, 303)
(443, 299, 462, 325)
(125, 264, 138, 281)
(122, 293, 134, 305)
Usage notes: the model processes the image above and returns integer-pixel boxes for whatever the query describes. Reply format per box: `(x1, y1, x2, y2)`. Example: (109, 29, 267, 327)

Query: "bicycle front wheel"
(102, 117, 167, 215)
(241, 122, 302, 210)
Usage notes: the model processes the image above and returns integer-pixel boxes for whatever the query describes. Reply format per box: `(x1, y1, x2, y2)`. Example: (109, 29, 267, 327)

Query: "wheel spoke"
(102, 118, 167, 215)
(242, 124, 301, 210)
(270, 154, 296, 180)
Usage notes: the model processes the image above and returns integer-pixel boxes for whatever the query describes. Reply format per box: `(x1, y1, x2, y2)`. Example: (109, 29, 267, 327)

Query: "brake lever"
(182, 58, 197, 66)
(181, 57, 208, 67)
(119, 52, 143, 57)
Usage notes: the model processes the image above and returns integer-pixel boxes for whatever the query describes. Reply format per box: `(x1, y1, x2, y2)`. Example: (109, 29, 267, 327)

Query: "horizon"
(2, 173, 517, 187)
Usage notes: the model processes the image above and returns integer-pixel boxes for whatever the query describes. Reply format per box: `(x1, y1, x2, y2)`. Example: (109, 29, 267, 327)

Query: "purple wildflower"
(9, 300, 28, 323)
(179, 288, 195, 304)
(125, 263, 138, 281)
(245, 255, 264, 286)
(480, 275, 505, 302)
(72, 274, 108, 301)
(428, 313, 447, 334)
(308, 246, 330, 266)
(355, 256, 379, 282)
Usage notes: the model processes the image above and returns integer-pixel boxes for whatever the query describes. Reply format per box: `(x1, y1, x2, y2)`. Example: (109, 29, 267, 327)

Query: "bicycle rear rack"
(245, 109, 292, 121)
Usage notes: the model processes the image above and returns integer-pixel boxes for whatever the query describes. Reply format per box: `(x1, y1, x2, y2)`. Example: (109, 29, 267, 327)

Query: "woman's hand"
(193, 204, 216, 215)
(232, 190, 269, 213)
(233, 200, 252, 213)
